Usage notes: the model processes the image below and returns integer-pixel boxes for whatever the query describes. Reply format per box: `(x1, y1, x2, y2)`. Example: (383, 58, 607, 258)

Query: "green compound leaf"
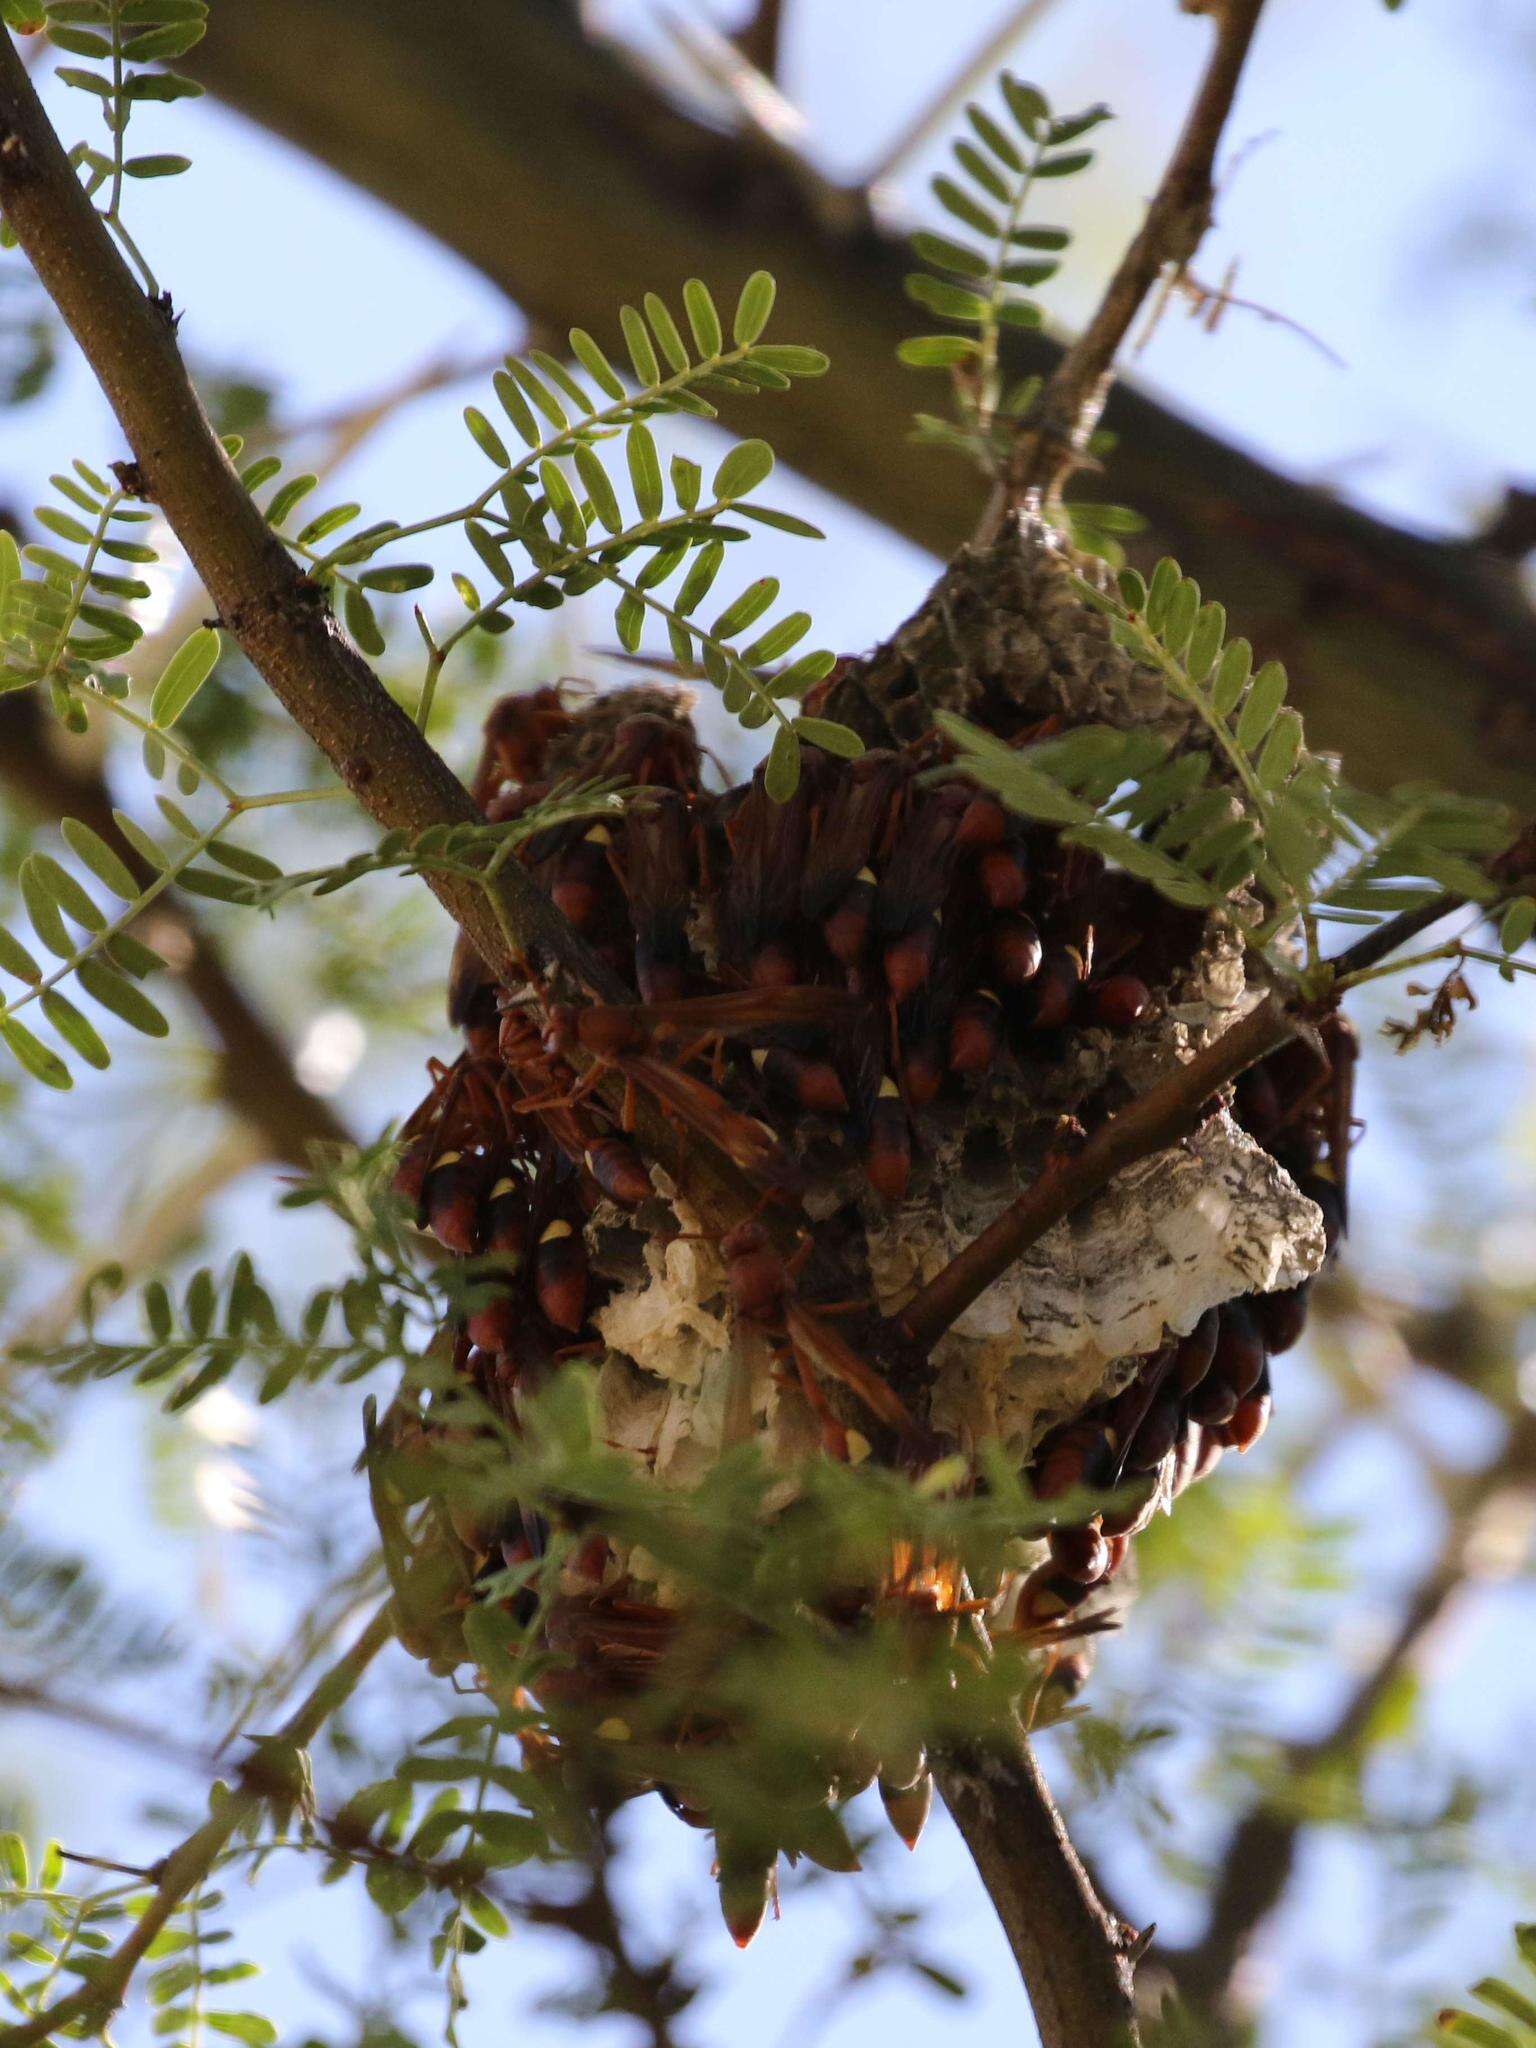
(732, 270, 777, 347)
(150, 625, 221, 728)
(1, 1016, 73, 1090)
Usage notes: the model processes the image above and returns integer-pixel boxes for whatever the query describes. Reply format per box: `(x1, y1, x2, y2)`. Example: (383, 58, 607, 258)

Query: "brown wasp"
(715, 1218, 916, 1461)
(513, 985, 865, 1182)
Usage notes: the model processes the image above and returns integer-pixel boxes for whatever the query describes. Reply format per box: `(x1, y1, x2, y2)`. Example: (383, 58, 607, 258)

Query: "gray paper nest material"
(592, 1105, 1324, 1494)
(588, 789, 1320, 1506)
(869, 1109, 1325, 1462)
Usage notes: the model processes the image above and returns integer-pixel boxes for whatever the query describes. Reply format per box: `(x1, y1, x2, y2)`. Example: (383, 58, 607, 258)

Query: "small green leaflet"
(150, 626, 221, 728)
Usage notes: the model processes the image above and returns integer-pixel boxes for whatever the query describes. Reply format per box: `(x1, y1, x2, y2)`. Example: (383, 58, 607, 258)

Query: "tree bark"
(184, 0, 1536, 804)
(937, 1736, 1141, 2047)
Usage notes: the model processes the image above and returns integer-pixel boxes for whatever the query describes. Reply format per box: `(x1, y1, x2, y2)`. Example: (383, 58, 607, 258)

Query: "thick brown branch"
(935, 1731, 1140, 2048)
(901, 991, 1295, 1352)
(0, 694, 348, 1170)
(996, 0, 1269, 514)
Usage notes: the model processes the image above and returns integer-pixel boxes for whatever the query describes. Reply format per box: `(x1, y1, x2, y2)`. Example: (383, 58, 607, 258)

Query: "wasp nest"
(387, 525, 1343, 1940)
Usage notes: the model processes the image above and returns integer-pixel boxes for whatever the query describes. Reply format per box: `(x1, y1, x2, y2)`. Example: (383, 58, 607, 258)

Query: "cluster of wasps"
(388, 683, 1353, 1941)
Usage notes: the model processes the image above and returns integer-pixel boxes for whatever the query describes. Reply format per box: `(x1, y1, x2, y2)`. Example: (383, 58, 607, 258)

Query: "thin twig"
(864, 0, 1069, 198)
(1159, 1411, 1536, 2036)
(732, 0, 786, 83)
(522, 1811, 695, 2048)
(0, 1678, 214, 1773)
(0, 1600, 395, 2048)
(655, 6, 861, 237)
(0, 694, 351, 1170)
(984, 0, 1269, 529)
(0, 33, 759, 1242)
(901, 991, 1294, 1353)
(1323, 890, 1463, 982)
(7, 1128, 265, 1355)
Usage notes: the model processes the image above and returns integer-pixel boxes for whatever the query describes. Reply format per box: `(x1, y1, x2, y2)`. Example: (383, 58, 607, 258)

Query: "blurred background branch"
(185, 0, 1536, 805)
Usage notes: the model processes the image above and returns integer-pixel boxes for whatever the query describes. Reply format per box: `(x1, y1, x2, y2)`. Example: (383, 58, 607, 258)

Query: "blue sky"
(4, 3, 1536, 2045)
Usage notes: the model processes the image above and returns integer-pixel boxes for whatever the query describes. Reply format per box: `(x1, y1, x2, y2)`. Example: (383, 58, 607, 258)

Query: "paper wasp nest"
(388, 524, 1341, 1936)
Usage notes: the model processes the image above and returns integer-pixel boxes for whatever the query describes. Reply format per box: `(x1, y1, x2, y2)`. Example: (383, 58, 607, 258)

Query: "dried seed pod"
(1049, 1522, 1110, 1585)
(534, 1219, 587, 1331)
(865, 1076, 911, 1203)
(1171, 1306, 1221, 1395)
(989, 912, 1043, 986)
(1089, 974, 1151, 1031)
(949, 990, 1005, 1075)
(1254, 1280, 1310, 1355)
(879, 1771, 934, 1850)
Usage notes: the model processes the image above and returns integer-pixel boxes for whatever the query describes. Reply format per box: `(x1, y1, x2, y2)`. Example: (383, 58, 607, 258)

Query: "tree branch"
(993, 0, 1269, 518)
(1159, 1410, 1536, 2035)
(0, 1599, 395, 2048)
(935, 1731, 1140, 2048)
(900, 991, 1295, 1353)
(0, 1676, 215, 1774)
(1324, 889, 1464, 983)
(0, 30, 761, 1241)
(733, 0, 786, 82)
(183, 0, 1536, 807)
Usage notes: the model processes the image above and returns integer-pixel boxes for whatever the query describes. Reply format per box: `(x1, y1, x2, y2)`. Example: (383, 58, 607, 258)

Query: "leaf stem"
(0, 810, 228, 1031)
